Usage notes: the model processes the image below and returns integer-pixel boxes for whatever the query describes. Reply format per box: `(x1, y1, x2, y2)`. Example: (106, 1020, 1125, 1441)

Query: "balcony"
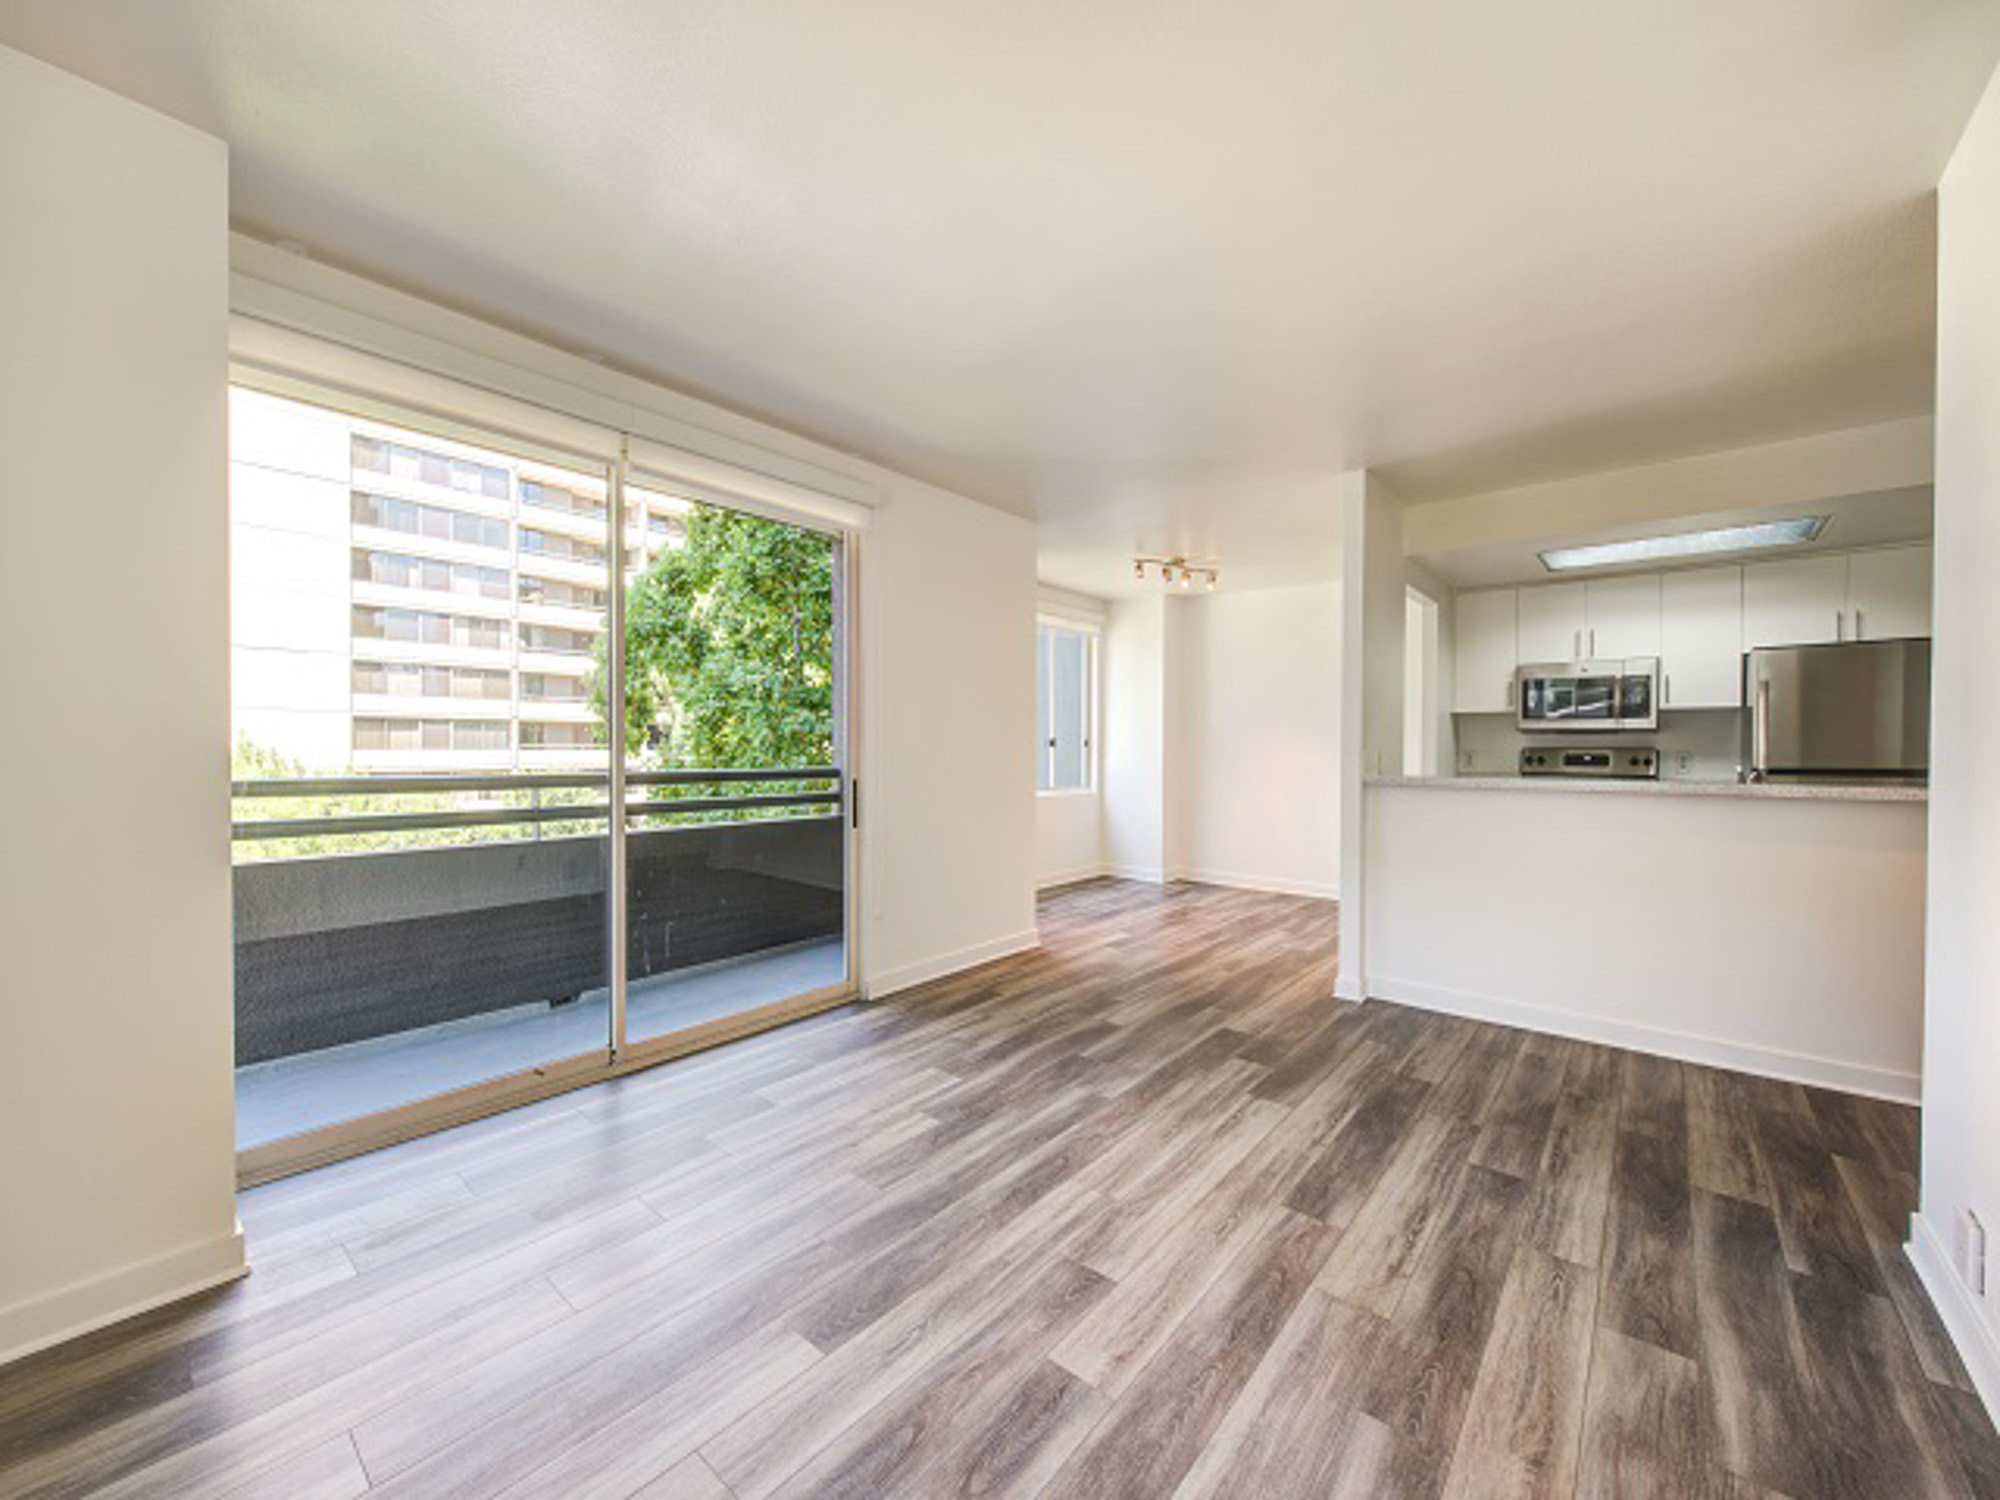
(232, 771, 847, 1153)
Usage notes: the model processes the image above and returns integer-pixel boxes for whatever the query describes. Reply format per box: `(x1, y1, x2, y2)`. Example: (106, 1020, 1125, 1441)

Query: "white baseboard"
(0, 1225, 246, 1369)
(866, 928, 1042, 999)
(1368, 975, 1921, 1104)
(1177, 867, 1340, 901)
(1102, 864, 1167, 885)
(1908, 1211, 2000, 1425)
(1036, 864, 1109, 891)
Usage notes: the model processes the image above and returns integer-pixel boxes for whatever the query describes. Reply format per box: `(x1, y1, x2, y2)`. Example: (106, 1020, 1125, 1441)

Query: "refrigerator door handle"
(1754, 676, 1770, 778)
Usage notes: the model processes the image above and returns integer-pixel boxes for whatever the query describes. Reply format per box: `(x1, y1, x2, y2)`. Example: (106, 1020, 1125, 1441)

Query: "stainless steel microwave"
(1515, 658, 1659, 733)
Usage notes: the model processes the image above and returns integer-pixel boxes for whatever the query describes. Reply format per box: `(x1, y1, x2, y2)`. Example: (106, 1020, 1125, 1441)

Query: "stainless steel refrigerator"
(1745, 638, 1931, 782)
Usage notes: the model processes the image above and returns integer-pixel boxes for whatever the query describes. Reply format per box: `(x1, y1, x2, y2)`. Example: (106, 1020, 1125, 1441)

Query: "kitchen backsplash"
(1451, 707, 1745, 781)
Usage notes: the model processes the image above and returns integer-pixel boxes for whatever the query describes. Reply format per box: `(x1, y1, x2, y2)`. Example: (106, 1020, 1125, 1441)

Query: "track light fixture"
(1132, 555, 1219, 592)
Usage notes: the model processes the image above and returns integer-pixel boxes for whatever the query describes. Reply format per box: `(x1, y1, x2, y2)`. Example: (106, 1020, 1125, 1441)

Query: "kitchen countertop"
(1368, 774, 1927, 803)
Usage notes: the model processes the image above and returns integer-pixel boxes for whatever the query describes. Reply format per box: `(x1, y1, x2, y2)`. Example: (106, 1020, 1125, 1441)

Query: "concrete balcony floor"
(235, 937, 846, 1149)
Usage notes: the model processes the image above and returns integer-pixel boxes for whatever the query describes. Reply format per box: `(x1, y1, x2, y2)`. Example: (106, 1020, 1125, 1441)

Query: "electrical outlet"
(1676, 750, 1692, 774)
(1967, 1211, 1989, 1296)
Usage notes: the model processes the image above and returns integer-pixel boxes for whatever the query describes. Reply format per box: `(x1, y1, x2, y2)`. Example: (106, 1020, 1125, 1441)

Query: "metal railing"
(231, 767, 842, 842)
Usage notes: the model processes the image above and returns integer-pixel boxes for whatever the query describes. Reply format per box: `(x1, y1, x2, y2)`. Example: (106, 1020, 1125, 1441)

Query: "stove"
(1519, 745, 1659, 780)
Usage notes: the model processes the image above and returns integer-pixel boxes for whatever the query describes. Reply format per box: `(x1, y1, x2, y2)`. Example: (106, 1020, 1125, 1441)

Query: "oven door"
(1517, 668, 1622, 731)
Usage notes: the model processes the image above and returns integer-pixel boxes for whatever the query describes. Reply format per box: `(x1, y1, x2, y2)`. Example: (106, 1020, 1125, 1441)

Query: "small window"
(1036, 621, 1096, 793)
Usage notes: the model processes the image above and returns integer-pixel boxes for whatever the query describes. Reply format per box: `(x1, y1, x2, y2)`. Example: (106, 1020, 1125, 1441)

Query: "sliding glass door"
(227, 378, 855, 1181)
(617, 479, 850, 1051)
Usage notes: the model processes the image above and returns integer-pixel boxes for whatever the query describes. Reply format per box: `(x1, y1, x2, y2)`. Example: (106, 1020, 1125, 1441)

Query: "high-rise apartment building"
(230, 387, 686, 773)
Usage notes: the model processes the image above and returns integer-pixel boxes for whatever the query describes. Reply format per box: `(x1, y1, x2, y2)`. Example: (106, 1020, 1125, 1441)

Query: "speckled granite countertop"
(1367, 775, 1927, 803)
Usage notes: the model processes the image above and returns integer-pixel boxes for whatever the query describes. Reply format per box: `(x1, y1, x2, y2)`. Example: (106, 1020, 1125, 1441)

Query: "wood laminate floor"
(4, 880, 1996, 1499)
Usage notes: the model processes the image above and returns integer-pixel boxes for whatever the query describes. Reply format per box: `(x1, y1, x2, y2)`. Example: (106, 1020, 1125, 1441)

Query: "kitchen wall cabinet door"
(1453, 588, 1518, 713)
(1516, 582, 1589, 662)
(1659, 566, 1743, 708)
(1741, 555, 1847, 649)
(1847, 544, 1931, 640)
(1584, 574, 1662, 659)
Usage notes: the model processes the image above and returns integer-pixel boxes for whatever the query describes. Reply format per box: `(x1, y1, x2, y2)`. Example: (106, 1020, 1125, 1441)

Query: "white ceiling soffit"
(1407, 416, 1936, 588)
(3, 1, 1996, 600)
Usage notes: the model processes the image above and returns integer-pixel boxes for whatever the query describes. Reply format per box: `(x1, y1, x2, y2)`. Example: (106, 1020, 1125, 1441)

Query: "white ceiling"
(5, 1, 1997, 598)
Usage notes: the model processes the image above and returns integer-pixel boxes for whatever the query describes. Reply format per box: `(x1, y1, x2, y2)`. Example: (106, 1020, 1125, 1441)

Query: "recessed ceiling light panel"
(1539, 516, 1828, 573)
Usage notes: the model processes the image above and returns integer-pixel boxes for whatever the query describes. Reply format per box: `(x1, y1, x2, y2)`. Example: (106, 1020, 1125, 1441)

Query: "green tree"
(613, 505, 835, 771)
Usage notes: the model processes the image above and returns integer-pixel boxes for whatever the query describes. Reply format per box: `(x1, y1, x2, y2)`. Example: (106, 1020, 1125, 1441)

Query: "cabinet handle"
(1855, 607, 1865, 640)
(1664, 672, 1672, 705)
(1574, 628, 1582, 658)
(1836, 608, 1845, 642)
(1590, 627, 1597, 656)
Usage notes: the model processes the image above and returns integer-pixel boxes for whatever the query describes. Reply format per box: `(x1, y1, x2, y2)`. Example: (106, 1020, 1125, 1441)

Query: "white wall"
(1102, 595, 1168, 880)
(1366, 786, 1928, 1101)
(1337, 470, 1407, 998)
(1914, 57, 2000, 1419)
(0, 48, 242, 1363)
(860, 470, 1041, 991)
(1177, 583, 1342, 897)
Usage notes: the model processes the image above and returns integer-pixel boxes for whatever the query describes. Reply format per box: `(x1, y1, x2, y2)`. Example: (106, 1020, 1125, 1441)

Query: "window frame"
(1035, 616, 1100, 798)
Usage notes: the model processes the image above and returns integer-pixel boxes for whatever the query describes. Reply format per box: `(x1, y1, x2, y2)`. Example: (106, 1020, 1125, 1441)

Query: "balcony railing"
(231, 768, 847, 1073)
(231, 767, 843, 842)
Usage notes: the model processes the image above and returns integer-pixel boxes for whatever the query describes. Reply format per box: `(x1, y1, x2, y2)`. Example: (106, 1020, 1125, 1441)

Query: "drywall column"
(0, 48, 240, 1363)
(1102, 594, 1171, 880)
(1335, 471, 1406, 1000)
(1913, 57, 2000, 1419)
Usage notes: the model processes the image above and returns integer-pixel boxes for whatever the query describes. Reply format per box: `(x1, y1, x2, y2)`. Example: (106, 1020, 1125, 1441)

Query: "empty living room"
(5, 3, 2000, 1497)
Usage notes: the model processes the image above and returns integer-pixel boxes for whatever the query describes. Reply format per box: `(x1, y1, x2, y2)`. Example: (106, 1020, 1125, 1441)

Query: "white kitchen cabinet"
(1583, 574, 1662, 659)
(1659, 566, 1743, 708)
(1741, 555, 1848, 649)
(1453, 588, 1518, 713)
(1516, 582, 1588, 663)
(1846, 545, 1931, 640)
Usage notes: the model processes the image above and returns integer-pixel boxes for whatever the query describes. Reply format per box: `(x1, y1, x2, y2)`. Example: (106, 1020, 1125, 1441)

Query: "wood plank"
(1575, 1327, 1711, 1500)
(1441, 1246, 1597, 1500)
(1173, 1289, 1388, 1500)
(1522, 1085, 1618, 1267)
(1360, 1164, 1530, 1499)
(1600, 1126, 1699, 1359)
(1618, 1051, 1687, 1143)
(1787, 1272, 1974, 1499)
(1285, 1071, 1437, 1228)
(1686, 1066, 1769, 1205)
(1040, 1208, 1337, 1500)
(762, 1258, 1110, 1500)
(1469, 1051, 1567, 1181)
(1690, 1188, 1820, 1499)
(1833, 1154, 1976, 1391)
(1754, 1105, 1885, 1295)
(1316, 1107, 1480, 1318)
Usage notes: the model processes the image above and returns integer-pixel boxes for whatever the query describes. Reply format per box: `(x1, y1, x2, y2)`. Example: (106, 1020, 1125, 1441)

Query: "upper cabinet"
(1741, 555, 1849, 649)
(1846, 545, 1932, 640)
(1515, 582, 1587, 662)
(1515, 576, 1660, 662)
(1741, 545, 1932, 649)
(1452, 544, 1931, 716)
(1453, 588, 1518, 713)
(1660, 567, 1744, 708)
(1583, 575, 1662, 659)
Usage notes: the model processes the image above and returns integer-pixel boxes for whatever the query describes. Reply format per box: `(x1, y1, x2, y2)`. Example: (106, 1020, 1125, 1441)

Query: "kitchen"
(1356, 457, 1933, 1105)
